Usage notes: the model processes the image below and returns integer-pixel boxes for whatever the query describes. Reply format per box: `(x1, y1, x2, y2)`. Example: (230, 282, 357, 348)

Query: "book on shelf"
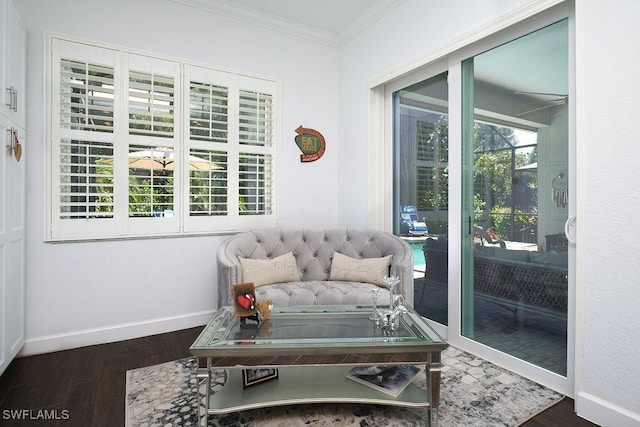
(345, 365, 420, 397)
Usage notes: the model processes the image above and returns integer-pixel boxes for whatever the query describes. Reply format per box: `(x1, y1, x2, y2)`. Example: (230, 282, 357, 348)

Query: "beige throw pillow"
(329, 252, 392, 287)
(239, 252, 301, 287)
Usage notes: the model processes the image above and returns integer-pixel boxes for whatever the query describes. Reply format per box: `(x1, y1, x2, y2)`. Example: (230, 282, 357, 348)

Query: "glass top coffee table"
(190, 305, 448, 426)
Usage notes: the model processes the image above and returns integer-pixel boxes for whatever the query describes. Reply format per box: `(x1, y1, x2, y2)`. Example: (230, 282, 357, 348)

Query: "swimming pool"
(407, 240, 425, 266)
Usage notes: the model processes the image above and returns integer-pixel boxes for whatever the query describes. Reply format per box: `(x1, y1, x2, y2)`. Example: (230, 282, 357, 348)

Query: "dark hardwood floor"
(0, 327, 598, 426)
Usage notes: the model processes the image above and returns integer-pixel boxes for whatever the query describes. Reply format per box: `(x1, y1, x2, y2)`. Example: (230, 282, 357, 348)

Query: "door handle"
(5, 86, 17, 112)
(5, 87, 12, 108)
(564, 216, 576, 244)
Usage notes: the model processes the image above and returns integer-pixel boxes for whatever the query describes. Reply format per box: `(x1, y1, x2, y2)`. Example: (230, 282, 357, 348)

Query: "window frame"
(45, 35, 280, 242)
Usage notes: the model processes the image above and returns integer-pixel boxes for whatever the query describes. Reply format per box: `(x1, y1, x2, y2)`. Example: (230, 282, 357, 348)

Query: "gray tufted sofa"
(217, 228, 414, 308)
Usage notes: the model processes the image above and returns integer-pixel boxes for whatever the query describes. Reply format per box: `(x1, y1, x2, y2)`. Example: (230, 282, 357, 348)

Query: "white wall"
(336, 0, 640, 425)
(574, 1, 640, 426)
(16, 0, 341, 355)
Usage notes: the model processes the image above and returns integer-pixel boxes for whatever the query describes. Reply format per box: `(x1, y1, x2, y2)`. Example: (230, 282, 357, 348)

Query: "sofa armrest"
(216, 237, 242, 306)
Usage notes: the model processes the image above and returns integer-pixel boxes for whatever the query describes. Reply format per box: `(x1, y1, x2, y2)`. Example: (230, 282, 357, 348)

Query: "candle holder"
(380, 275, 405, 332)
(383, 275, 401, 307)
(368, 287, 383, 322)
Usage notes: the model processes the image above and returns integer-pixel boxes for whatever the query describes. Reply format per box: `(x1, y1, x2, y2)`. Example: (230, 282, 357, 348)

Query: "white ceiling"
(230, 0, 389, 34)
(172, 0, 400, 46)
(174, 0, 568, 117)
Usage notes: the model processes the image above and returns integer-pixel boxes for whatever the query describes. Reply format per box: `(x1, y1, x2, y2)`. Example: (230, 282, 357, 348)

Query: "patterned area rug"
(125, 346, 563, 426)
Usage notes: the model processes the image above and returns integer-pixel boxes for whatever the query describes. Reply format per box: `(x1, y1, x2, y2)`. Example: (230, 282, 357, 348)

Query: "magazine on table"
(345, 365, 420, 397)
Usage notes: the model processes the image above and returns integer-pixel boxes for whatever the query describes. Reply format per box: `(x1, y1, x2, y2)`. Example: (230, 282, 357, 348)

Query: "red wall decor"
(294, 125, 326, 162)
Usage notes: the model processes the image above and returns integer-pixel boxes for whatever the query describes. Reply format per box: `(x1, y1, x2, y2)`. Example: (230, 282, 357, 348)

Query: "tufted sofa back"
(217, 228, 413, 306)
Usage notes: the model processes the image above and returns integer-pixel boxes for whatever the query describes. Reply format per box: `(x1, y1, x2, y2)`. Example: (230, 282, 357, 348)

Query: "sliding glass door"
(393, 72, 449, 326)
(387, 9, 573, 392)
(461, 20, 569, 375)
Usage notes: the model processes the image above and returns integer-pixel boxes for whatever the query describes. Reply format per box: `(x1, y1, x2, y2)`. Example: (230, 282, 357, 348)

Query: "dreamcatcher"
(552, 173, 568, 207)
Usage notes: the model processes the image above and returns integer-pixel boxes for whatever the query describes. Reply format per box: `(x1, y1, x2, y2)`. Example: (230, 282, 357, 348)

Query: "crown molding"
(170, 0, 402, 48)
(338, 0, 403, 46)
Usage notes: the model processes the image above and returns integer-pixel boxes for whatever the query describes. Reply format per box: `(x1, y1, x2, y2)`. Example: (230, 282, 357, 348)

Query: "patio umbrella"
(98, 149, 221, 171)
(516, 162, 537, 171)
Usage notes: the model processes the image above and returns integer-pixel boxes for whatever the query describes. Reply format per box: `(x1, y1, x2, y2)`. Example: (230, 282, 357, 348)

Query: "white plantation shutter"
(127, 145, 175, 218)
(48, 37, 278, 241)
(60, 59, 115, 132)
(189, 80, 228, 143)
(184, 67, 277, 232)
(239, 90, 273, 147)
(58, 58, 116, 219)
(58, 57, 116, 220)
(59, 139, 114, 219)
(188, 149, 228, 216)
(182, 65, 235, 232)
(237, 85, 275, 218)
(51, 39, 120, 239)
(239, 152, 273, 216)
(124, 55, 181, 236)
(128, 70, 175, 138)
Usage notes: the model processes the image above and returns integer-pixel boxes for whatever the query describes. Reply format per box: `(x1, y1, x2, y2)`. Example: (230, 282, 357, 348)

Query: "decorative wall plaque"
(294, 125, 325, 162)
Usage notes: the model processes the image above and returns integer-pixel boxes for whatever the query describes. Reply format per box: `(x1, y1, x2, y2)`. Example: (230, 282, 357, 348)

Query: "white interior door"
(0, 118, 26, 376)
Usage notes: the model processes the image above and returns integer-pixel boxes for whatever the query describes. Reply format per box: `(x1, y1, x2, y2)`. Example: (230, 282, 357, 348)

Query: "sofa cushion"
(254, 280, 392, 306)
(239, 252, 301, 287)
(329, 252, 392, 287)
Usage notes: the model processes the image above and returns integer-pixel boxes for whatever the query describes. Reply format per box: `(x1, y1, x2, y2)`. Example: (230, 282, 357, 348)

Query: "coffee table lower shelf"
(200, 365, 430, 415)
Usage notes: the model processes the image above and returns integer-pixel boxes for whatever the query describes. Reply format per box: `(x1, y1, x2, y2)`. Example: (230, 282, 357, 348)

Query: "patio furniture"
(422, 239, 568, 318)
(421, 237, 448, 303)
(473, 226, 506, 248)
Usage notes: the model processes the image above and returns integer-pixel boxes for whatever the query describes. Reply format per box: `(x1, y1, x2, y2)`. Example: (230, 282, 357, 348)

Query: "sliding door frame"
(368, 0, 576, 397)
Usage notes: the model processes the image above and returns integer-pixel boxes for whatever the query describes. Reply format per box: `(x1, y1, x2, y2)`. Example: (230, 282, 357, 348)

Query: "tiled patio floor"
(413, 278, 567, 376)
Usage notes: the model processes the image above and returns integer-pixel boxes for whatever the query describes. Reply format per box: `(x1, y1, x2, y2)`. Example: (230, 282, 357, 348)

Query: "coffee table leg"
(195, 357, 212, 427)
(426, 361, 442, 426)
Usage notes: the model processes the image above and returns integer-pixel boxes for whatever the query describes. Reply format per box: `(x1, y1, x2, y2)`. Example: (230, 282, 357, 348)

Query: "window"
(48, 37, 278, 241)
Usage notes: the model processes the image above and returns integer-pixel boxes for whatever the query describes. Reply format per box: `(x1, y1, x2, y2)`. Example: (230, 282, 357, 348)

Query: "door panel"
(461, 20, 569, 376)
(393, 72, 449, 326)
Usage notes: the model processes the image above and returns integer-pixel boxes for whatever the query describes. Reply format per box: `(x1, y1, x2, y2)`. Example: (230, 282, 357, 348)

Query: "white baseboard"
(18, 310, 215, 357)
(576, 391, 640, 427)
